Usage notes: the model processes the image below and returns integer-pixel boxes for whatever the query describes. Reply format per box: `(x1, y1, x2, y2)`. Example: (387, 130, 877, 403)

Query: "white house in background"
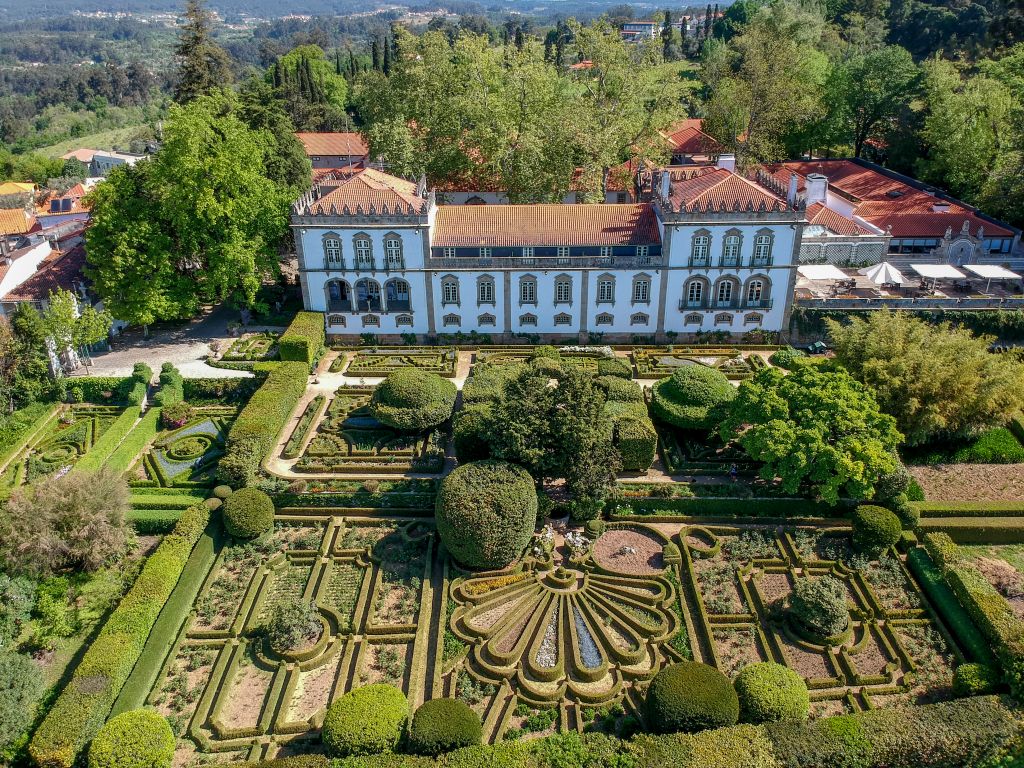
(291, 160, 805, 341)
(620, 21, 660, 41)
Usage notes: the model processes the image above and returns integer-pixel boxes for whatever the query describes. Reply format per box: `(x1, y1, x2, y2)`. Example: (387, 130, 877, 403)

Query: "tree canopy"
(719, 366, 902, 504)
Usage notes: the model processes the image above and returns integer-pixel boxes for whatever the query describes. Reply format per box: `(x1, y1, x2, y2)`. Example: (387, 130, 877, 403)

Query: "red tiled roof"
(0, 208, 37, 235)
(569, 60, 594, 70)
(777, 159, 1016, 238)
(307, 169, 426, 215)
(296, 132, 368, 158)
(2, 245, 86, 302)
(432, 204, 660, 248)
(668, 168, 784, 211)
(312, 166, 363, 184)
(61, 148, 96, 163)
(806, 203, 874, 236)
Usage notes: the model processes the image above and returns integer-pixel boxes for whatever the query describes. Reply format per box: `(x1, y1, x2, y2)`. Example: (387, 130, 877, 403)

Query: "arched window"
(721, 230, 741, 267)
(746, 278, 768, 307)
(385, 279, 411, 311)
(753, 229, 774, 266)
(554, 312, 572, 326)
(520, 276, 537, 305)
(443, 313, 461, 327)
(630, 312, 649, 325)
(326, 279, 350, 312)
(715, 278, 737, 308)
(477, 275, 495, 305)
(327, 314, 346, 327)
(465, 196, 487, 205)
(519, 313, 538, 326)
(684, 312, 702, 325)
(478, 313, 496, 326)
(554, 275, 572, 304)
(355, 278, 382, 311)
(596, 313, 614, 326)
(441, 275, 460, 306)
(395, 314, 414, 326)
(684, 279, 705, 308)
(714, 312, 734, 326)
(353, 234, 373, 270)
(383, 233, 403, 270)
(744, 313, 763, 325)
(362, 314, 380, 327)
(597, 275, 615, 304)
(691, 229, 711, 266)
(322, 233, 343, 267)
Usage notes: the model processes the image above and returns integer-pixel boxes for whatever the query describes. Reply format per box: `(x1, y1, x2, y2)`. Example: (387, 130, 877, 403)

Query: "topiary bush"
(649, 365, 736, 431)
(852, 505, 902, 556)
(453, 403, 492, 463)
(952, 663, 1002, 697)
(643, 661, 739, 734)
(370, 369, 457, 432)
(435, 460, 537, 569)
(734, 662, 809, 723)
(265, 600, 321, 654)
(788, 576, 849, 643)
(596, 357, 633, 379)
(223, 487, 274, 539)
(409, 698, 482, 755)
(213, 485, 233, 499)
(768, 346, 805, 369)
(87, 709, 174, 768)
(321, 683, 408, 757)
(888, 493, 919, 530)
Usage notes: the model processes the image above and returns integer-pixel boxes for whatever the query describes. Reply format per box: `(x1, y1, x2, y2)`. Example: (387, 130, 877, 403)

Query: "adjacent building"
(296, 132, 369, 169)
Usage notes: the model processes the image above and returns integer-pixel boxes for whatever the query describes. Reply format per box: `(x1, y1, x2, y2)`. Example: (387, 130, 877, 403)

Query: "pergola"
(909, 263, 966, 291)
(962, 264, 1022, 294)
(797, 264, 848, 281)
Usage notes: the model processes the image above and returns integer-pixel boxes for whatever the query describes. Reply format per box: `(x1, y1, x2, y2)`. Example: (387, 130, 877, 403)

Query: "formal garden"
(2, 310, 1024, 768)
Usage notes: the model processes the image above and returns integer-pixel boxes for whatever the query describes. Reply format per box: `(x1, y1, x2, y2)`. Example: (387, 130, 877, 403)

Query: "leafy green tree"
(719, 367, 901, 504)
(237, 76, 312, 191)
(826, 310, 1024, 445)
(8, 305, 54, 406)
(41, 290, 112, 369)
(173, 0, 234, 104)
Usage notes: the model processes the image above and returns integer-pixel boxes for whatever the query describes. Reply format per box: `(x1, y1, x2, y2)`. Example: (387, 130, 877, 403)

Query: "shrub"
(153, 364, 184, 408)
(279, 311, 326, 370)
(650, 365, 736, 431)
(452, 403, 492, 463)
(643, 661, 739, 734)
(219, 362, 308, 487)
(768, 346, 805, 369)
(611, 416, 657, 472)
(131, 362, 153, 384)
(953, 427, 1024, 463)
(223, 487, 274, 539)
(265, 600, 321, 654)
(596, 376, 644, 403)
(322, 683, 408, 757)
(734, 662, 809, 723)
(213, 485, 233, 499)
(87, 709, 174, 768)
(409, 698, 482, 755)
(160, 401, 193, 429)
(788, 576, 849, 641)
(953, 663, 1002, 697)
(852, 505, 902, 556)
(462, 363, 525, 404)
(888, 494, 919, 530)
(0, 650, 44, 753)
(435, 460, 537, 569)
(203, 497, 222, 511)
(874, 460, 912, 502)
(370, 369, 457, 432)
(596, 357, 633, 379)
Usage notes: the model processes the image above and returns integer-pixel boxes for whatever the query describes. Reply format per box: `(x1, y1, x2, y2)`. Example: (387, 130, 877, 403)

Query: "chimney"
(716, 153, 735, 172)
(786, 173, 799, 206)
(659, 170, 671, 201)
(805, 173, 827, 205)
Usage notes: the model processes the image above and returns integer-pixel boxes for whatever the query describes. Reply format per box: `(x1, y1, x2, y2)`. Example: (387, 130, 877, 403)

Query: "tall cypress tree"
(371, 39, 381, 71)
(382, 36, 392, 75)
(662, 10, 673, 60)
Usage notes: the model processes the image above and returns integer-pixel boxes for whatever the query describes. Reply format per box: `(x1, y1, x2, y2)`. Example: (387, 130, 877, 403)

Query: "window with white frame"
(599, 246, 613, 259)
(691, 233, 710, 265)
(522, 247, 534, 259)
(753, 233, 773, 265)
(554, 277, 572, 304)
(519, 313, 537, 326)
(632, 277, 650, 304)
(747, 280, 765, 305)
(636, 245, 649, 261)
(384, 236, 403, 269)
(520, 277, 537, 304)
(323, 236, 343, 266)
(722, 234, 740, 266)
(596, 313, 614, 326)
(354, 236, 373, 270)
(557, 247, 570, 259)
(477, 277, 495, 305)
(686, 280, 703, 307)
(441, 277, 460, 305)
(597, 277, 615, 303)
(716, 281, 733, 307)
(479, 247, 492, 259)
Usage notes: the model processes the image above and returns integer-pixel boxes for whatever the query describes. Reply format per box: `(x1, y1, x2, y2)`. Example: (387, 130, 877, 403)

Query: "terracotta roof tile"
(432, 204, 660, 248)
(668, 168, 784, 211)
(307, 168, 426, 215)
(2, 245, 86, 302)
(806, 203, 874, 236)
(0, 208, 37, 235)
(295, 132, 368, 158)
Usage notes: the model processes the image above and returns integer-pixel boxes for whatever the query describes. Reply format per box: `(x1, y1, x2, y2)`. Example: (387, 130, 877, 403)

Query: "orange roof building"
(295, 132, 369, 169)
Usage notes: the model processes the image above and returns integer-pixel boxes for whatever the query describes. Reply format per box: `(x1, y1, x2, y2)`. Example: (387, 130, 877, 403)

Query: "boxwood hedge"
(370, 369, 457, 432)
(409, 698, 482, 755)
(644, 661, 739, 734)
(322, 684, 408, 757)
(649, 366, 736, 431)
(279, 312, 326, 370)
(87, 709, 174, 768)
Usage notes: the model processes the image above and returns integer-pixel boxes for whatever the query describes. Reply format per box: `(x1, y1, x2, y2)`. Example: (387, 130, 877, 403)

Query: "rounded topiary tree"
(322, 683, 408, 757)
(409, 698, 482, 755)
(643, 661, 739, 733)
(734, 662, 810, 723)
(370, 369, 457, 432)
(223, 487, 274, 539)
(852, 505, 902, 556)
(87, 709, 174, 768)
(213, 484, 233, 499)
(649, 365, 736, 431)
(436, 460, 537, 569)
(788, 576, 849, 643)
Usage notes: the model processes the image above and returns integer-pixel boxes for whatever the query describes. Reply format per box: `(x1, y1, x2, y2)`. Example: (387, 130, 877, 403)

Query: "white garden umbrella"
(858, 261, 906, 285)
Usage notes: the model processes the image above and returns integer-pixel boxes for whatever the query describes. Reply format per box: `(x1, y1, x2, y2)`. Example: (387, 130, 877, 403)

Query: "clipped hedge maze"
(292, 388, 443, 474)
(675, 524, 962, 717)
(150, 517, 440, 760)
(223, 333, 280, 362)
(632, 347, 771, 380)
(132, 407, 237, 488)
(344, 348, 458, 377)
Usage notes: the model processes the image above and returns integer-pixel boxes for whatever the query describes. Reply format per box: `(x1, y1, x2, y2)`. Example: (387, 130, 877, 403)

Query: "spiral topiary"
(734, 662, 810, 723)
(222, 487, 274, 539)
(643, 661, 739, 733)
(321, 683, 408, 757)
(409, 698, 482, 755)
(649, 365, 736, 431)
(788, 576, 850, 643)
(435, 460, 537, 569)
(87, 709, 174, 768)
(852, 505, 902, 556)
(370, 369, 457, 432)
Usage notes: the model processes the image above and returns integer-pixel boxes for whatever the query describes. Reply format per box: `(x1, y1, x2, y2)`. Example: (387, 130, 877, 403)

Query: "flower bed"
(344, 348, 458, 377)
(632, 347, 773, 379)
(222, 332, 280, 362)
